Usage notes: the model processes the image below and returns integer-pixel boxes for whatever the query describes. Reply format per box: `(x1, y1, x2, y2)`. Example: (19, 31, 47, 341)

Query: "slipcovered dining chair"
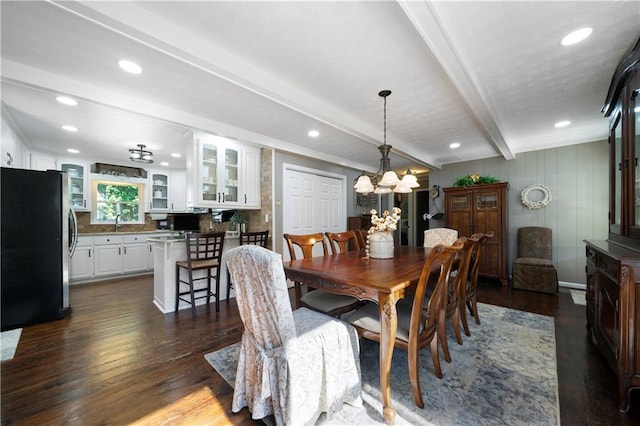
(459, 231, 493, 335)
(326, 230, 361, 254)
(226, 245, 362, 426)
(512, 227, 558, 294)
(284, 233, 362, 317)
(424, 227, 459, 248)
(226, 230, 269, 303)
(347, 240, 463, 408)
(175, 232, 225, 320)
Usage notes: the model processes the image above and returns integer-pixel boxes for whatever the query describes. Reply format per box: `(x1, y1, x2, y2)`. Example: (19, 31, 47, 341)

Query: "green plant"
(453, 174, 499, 187)
(230, 212, 248, 224)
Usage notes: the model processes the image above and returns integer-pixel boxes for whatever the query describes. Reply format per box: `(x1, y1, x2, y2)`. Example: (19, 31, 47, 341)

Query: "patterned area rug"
(205, 303, 558, 425)
(1, 328, 22, 361)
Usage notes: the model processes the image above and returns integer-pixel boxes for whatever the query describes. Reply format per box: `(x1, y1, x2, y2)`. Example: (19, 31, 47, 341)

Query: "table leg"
(379, 291, 401, 425)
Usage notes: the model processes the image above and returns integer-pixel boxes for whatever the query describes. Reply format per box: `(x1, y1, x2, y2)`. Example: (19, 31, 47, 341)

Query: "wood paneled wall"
(428, 140, 609, 285)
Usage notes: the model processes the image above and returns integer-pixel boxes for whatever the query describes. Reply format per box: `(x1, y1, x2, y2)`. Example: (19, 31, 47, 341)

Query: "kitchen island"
(147, 234, 238, 314)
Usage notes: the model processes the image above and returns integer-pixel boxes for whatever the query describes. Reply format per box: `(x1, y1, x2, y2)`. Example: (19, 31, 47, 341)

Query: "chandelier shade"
(129, 144, 154, 163)
(353, 90, 420, 195)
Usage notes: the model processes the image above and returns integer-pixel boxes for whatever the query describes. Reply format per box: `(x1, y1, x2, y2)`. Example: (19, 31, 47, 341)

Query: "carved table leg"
(379, 291, 401, 425)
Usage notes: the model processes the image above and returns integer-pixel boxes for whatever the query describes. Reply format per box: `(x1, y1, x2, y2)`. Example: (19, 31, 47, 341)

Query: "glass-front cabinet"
(187, 131, 260, 209)
(60, 161, 89, 211)
(148, 172, 169, 211)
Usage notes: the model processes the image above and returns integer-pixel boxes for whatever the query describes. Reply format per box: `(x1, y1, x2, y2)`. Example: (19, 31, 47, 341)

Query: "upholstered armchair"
(226, 245, 362, 425)
(424, 228, 459, 248)
(512, 227, 558, 294)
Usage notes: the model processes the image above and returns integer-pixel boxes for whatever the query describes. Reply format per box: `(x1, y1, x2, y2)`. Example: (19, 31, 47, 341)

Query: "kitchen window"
(91, 179, 145, 224)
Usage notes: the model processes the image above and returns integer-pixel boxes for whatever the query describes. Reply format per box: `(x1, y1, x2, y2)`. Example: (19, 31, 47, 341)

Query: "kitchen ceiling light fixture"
(128, 144, 154, 163)
(353, 90, 419, 194)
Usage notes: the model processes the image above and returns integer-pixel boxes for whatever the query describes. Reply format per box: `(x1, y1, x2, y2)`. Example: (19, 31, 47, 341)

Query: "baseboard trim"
(559, 281, 586, 290)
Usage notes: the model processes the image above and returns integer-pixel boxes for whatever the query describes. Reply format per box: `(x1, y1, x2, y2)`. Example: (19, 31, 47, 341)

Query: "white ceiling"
(1, 1, 638, 173)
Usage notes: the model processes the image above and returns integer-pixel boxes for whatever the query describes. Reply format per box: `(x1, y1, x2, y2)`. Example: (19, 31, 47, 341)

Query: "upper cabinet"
(146, 170, 187, 213)
(59, 161, 90, 211)
(602, 38, 640, 249)
(186, 131, 261, 209)
(1, 115, 27, 169)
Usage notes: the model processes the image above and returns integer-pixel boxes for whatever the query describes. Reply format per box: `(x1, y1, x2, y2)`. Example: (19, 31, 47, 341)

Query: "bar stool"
(226, 230, 269, 302)
(175, 232, 225, 320)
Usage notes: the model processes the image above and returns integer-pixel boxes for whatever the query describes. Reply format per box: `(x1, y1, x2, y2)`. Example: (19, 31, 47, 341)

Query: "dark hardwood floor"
(2, 274, 639, 425)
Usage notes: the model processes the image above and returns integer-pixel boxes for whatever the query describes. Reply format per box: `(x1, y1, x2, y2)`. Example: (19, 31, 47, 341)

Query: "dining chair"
(325, 230, 360, 254)
(354, 228, 367, 249)
(226, 230, 269, 303)
(444, 233, 482, 349)
(459, 231, 493, 335)
(283, 233, 362, 317)
(423, 227, 459, 248)
(175, 232, 225, 320)
(347, 240, 464, 408)
(226, 245, 362, 425)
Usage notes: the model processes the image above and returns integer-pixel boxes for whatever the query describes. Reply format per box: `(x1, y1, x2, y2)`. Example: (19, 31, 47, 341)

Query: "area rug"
(205, 303, 558, 425)
(1, 328, 22, 361)
(570, 289, 587, 306)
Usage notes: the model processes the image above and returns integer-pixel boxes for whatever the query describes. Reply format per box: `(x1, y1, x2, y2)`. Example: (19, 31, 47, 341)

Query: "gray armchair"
(512, 227, 558, 294)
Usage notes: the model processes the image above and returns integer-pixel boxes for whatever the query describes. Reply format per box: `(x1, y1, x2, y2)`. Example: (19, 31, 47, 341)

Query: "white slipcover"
(226, 245, 362, 426)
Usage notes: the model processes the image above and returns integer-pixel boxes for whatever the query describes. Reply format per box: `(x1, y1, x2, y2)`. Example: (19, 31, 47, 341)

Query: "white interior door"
(283, 165, 346, 260)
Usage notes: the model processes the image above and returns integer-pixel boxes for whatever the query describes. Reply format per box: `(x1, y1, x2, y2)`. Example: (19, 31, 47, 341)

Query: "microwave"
(211, 210, 236, 223)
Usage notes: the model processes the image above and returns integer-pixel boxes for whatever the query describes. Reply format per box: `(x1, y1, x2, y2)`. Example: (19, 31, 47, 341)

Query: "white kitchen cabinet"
(241, 146, 261, 208)
(169, 170, 186, 212)
(147, 171, 170, 212)
(1, 117, 26, 168)
(122, 235, 148, 273)
(187, 131, 260, 209)
(60, 161, 90, 211)
(94, 235, 123, 277)
(70, 236, 94, 282)
(30, 152, 56, 171)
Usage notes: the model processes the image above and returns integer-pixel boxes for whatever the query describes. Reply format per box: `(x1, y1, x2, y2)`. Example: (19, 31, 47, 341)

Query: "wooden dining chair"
(443, 233, 482, 351)
(354, 229, 367, 250)
(226, 230, 269, 303)
(459, 231, 493, 335)
(325, 230, 360, 254)
(175, 232, 225, 320)
(346, 240, 463, 408)
(283, 233, 363, 317)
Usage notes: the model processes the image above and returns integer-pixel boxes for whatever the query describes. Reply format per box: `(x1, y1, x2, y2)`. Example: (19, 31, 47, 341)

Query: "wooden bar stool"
(175, 232, 225, 320)
(226, 230, 269, 302)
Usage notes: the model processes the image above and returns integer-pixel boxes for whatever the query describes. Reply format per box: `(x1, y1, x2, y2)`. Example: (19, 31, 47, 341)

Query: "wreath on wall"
(521, 184, 552, 210)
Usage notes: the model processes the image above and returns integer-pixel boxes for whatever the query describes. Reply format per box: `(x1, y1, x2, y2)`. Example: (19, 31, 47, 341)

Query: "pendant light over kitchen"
(128, 144, 154, 163)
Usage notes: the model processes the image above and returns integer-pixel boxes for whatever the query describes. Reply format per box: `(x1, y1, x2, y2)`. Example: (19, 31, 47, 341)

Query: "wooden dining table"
(282, 245, 431, 425)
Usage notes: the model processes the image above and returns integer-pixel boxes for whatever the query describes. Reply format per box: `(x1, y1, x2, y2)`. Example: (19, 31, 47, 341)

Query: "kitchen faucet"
(115, 214, 125, 232)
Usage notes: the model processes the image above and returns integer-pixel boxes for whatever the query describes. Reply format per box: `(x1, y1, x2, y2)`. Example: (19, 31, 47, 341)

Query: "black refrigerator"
(1, 167, 73, 331)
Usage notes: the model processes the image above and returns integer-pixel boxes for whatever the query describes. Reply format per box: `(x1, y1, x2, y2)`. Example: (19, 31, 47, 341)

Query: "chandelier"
(353, 90, 419, 194)
(128, 144, 154, 163)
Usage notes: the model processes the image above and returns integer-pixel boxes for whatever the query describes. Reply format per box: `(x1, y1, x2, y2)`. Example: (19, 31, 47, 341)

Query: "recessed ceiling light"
(56, 96, 77, 106)
(449, 142, 460, 149)
(308, 130, 319, 138)
(554, 120, 571, 128)
(160, 162, 169, 166)
(118, 59, 142, 74)
(561, 28, 593, 46)
(61, 125, 78, 132)
(171, 153, 181, 158)
(67, 148, 80, 154)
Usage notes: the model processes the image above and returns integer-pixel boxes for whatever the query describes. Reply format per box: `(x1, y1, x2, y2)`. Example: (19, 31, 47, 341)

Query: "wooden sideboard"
(585, 240, 640, 412)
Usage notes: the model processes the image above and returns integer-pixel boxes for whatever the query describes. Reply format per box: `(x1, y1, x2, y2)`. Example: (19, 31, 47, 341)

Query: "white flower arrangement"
(368, 207, 401, 234)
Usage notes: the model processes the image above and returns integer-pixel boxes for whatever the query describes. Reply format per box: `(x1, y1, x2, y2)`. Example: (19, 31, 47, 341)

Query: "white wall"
(427, 139, 609, 285)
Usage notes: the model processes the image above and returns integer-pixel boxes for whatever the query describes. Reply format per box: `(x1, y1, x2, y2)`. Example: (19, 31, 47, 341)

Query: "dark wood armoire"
(585, 37, 640, 413)
(443, 182, 508, 286)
